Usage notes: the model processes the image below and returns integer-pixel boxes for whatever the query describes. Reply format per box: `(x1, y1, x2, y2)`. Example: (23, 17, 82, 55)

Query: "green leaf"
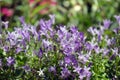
(14, 69, 24, 78)
(31, 5, 47, 17)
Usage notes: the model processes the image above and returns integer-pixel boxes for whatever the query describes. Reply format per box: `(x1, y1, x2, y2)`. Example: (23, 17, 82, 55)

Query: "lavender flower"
(103, 19, 111, 29)
(19, 16, 25, 24)
(0, 59, 2, 67)
(70, 26, 78, 33)
(23, 65, 31, 72)
(87, 27, 95, 36)
(42, 39, 53, 51)
(3, 45, 9, 52)
(64, 56, 72, 65)
(49, 66, 56, 74)
(61, 67, 71, 78)
(34, 48, 43, 58)
(113, 27, 120, 34)
(85, 42, 92, 51)
(78, 54, 89, 64)
(7, 57, 15, 66)
(114, 15, 120, 24)
(16, 47, 23, 54)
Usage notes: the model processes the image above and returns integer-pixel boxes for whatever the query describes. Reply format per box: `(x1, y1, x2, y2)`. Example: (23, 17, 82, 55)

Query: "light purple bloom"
(49, 66, 56, 74)
(49, 14, 55, 24)
(63, 47, 72, 55)
(98, 34, 102, 42)
(39, 15, 55, 38)
(23, 65, 31, 72)
(16, 47, 23, 54)
(93, 45, 101, 54)
(113, 28, 120, 34)
(19, 16, 25, 24)
(78, 54, 89, 64)
(64, 56, 71, 65)
(70, 26, 78, 33)
(64, 55, 78, 67)
(102, 48, 110, 56)
(0, 59, 2, 67)
(87, 27, 95, 36)
(61, 67, 71, 78)
(74, 66, 91, 80)
(57, 29, 64, 40)
(21, 30, 30, 41)
(7, 57, 15, 66)
(79, 67, 91, 80)
(114, 15, 120, 24)
(110, 53, 116, 60)
(103, 19, 111, 29)
(79, 32, 84, 41)
(37, 48, 43, 58)
(3, 45, 9, 52)
(42, 39, 52, 51)
(85, 42, 92, 51)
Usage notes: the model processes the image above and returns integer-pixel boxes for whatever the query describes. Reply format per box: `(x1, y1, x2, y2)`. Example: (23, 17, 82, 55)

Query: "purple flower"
(79, 32, 84, 41)
(94, 45, 101, 54)
(19, 16, 25, 24)
(23, 65, 31, 72)
(7, 57, 15, 66)
(114, 15, 120, 24)
(0, 59, 2, 67)
(39, 15, 55, 38)
(20, 39, 26, 48)
(78, 54, 89, 64)
(29, 26, 38, 36)
(38, 48, 43, 58)
(49, 14, 55, 24)
(64, 56, 72, 65)
(57, 29, 64, 40)
(3, 45, 9, 52)
(49, 66, 56, 74)
(34, 48, 43, 58)
(102, 48, 110, 56)
(63, 47, 72, 55)
(70, 26, 78, 33)
(7, 31, 21, 46)
(16, 47, 23, 54)
(87, 27, 95, 36)
(59, 26, 68, 35)
(61, 67, 71, 78)
(75, 67, 91, 80)
(42, 39, 52, 51)
(85, 42, 92, 51)
(64, 55, 78, 67)
(21, 30, 30, 41)
(110, 53, 116, 60)
(103, 19, 111, 29)
(113, 27, 120, 34)
(98, 35, 101, 42)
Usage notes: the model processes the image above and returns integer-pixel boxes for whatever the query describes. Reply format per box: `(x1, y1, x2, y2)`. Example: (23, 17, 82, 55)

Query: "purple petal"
(7, 57, 15, 66)
(114, 15, 120, 24)
(103, 19, 111, 29)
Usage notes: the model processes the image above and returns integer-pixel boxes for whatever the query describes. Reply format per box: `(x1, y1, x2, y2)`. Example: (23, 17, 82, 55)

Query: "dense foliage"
(0, 15, 120, 80)
(1, 0, 120, 80)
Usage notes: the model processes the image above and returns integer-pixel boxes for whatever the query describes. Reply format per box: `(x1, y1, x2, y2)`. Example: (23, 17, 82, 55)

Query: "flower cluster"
(0, 15, 120, 79)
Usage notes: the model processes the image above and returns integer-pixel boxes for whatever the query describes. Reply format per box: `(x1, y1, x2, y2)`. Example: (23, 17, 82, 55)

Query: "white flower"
(37, 68, 44, 76)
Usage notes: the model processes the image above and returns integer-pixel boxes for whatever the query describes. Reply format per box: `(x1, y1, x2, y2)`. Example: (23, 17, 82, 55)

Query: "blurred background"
(1, 0, 120, 31)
